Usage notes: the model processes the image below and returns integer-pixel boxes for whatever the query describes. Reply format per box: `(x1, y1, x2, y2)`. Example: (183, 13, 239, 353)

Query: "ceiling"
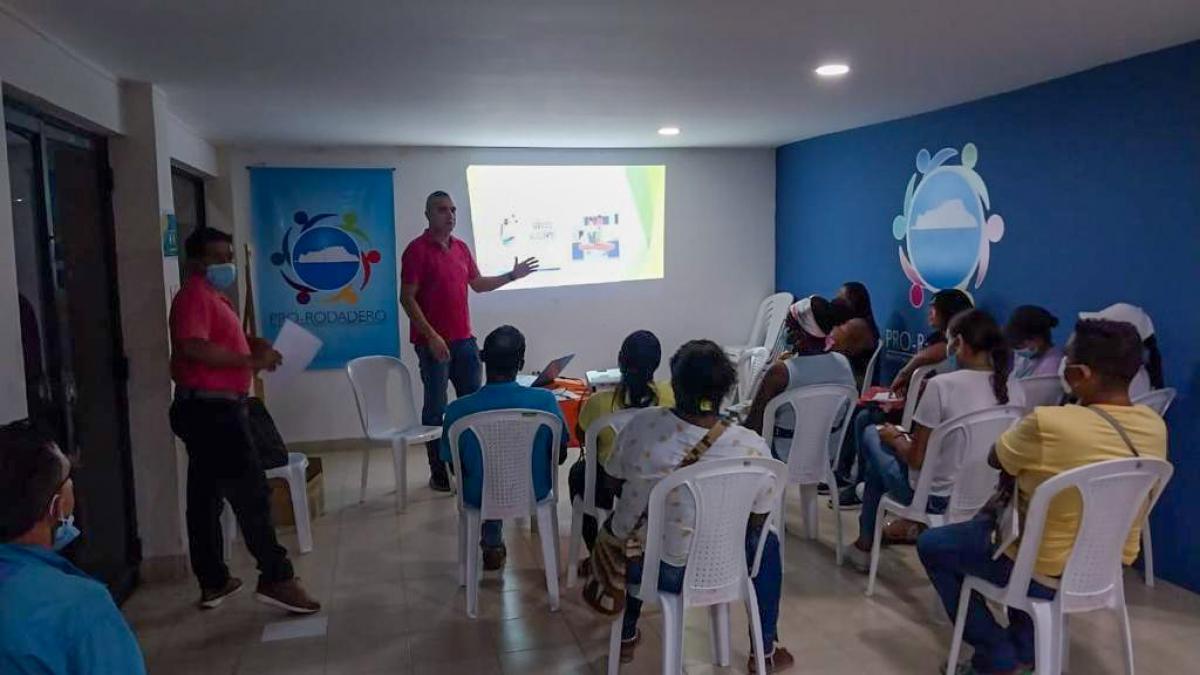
(7, 0, 1200, 148)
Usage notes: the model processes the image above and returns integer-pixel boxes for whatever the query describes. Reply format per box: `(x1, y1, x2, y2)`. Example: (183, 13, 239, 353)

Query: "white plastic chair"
(221, 451, 313, 559)
(448, 409, 563, 618)
(346, 356, 442, 512)
(725, 292, 793, 363)
(735, 346, 772, 404)
(566, 407, 642, 589)
(1020, 374, 1064, 409)
(859, 341, 884, 397)
(763, 383, 858, 565)
(867, 405, 1026, 596)
(945, 457, 1173, 675)
(1130, 387, 1174, 588)
(897, 364, 941, 433)
(605, 457, 787, 675)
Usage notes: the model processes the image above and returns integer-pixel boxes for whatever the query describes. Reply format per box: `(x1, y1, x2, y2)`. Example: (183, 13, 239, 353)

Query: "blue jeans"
(416, 337, 482, 472)
(857, 425, 947, 541)
(918, 517, 1056, 673)
(622, 527, 781, 649)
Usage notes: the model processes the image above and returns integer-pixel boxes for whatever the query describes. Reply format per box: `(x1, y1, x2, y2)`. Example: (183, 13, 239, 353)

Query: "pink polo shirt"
(169, 275, 252, 394)
(400, 230, 480, 345)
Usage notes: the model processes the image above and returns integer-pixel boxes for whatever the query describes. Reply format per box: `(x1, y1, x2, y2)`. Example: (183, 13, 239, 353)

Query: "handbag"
(247, 397, 289, 469)
(581, 417, 730, 616)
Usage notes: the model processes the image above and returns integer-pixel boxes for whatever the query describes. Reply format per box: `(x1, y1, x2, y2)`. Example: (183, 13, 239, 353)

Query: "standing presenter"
(400, 191, 539, 491)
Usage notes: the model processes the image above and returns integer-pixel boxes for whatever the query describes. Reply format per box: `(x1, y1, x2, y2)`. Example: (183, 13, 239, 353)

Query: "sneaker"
(199, 577, 243, 609)
(748, 646, 795, 673)
(428, 472, 451, 493)
(817, 482, 831, 496)
(255, 578, 321, 614)
(842, 544, 870, 573)
(482, 544, 507, 571)
(619, 629, 641, 663)
(835, 484, 863, 510)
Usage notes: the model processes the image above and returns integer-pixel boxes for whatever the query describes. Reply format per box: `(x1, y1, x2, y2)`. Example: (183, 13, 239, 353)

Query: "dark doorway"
(5, 102, 139, 601)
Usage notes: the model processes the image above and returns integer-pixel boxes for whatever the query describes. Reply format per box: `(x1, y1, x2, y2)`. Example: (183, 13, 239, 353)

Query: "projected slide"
(466, 165, 665, 290)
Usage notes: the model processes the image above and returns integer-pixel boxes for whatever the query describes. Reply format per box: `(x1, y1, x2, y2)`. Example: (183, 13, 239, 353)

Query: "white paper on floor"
(260, 616, 328, 642)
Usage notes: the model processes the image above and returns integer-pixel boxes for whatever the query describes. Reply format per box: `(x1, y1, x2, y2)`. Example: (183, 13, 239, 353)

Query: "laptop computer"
(517, 353, 575, 388)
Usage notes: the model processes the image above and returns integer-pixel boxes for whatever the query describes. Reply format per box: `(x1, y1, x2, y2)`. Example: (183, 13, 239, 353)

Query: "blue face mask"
(53, 514, 80, 551)
(205, 262, 237, 289)
(1014, 348, 1036, 361)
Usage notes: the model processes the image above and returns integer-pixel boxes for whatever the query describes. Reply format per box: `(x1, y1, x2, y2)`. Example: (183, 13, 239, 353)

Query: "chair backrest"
(1132, 387, 1176, 417)
(911, 405, 1027, 522)
(447, 409, 563, 520)
(346, 355, 421, 438)
(744, 292, 793, 348)
(899, 364, 940, 431)
(1006, 458, 1173, 613)
(860, 341, 884, 397)
(1019, 374, 1064, 409)
(640, 457, 787, 609)
(582, 407, 644, 509)
(736, 347, 772, 403)
(763, 383, 858, 485)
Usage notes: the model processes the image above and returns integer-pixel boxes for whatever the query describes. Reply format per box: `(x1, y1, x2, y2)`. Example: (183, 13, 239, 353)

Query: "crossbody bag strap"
(1086, 406, 1141, 457)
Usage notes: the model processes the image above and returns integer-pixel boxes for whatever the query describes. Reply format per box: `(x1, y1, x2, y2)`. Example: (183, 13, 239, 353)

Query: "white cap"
(787, 295, 826, 339)
(1078, 303, 1154, 340)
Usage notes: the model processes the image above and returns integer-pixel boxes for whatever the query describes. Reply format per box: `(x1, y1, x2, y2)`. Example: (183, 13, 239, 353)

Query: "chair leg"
(220, 500, 236, 561)
(457, 511, 467, 587)
(359, 446, 370, 503)
(289, 464, 314, 554)
(866, 501, 887, 596)
(708, 603, 731, 666)
(799, 484, 819, 540)
(946, 583, 972, 675)
(1141, 524, 1155, 587)
(1116, 602, 1135, 675)
(746, 578, 768, 675)
(830, 471, 844, 566)
(1061, 614, 1071, 673)
(466, 511, 481, 618)
(566, 500, 584, 588)
(390, 438, 407, 513)
(661, 595, 684, 675)
(607, 613, 624, 675)
(777, 489, 787, 565)
(536, 504, 561, 612)
(1029, 602, 1060, 675)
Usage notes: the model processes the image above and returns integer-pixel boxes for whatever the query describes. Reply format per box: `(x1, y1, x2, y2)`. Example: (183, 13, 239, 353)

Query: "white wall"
(0, 94, 26, 423)
(221, 146, 775, 442)
(166, 111, 218, 177)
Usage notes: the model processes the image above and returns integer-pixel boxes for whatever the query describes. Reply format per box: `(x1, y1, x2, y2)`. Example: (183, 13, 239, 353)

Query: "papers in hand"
(871, 391, 899, 402)
(262, 320, 322, 385)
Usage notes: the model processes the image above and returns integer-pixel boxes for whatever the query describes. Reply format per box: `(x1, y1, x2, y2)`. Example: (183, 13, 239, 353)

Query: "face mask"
(1014, 348, 1036, 361)
(53, 514, 81, 551)
(205, 262, 237, 289)
(1058, 357, 1073, 395)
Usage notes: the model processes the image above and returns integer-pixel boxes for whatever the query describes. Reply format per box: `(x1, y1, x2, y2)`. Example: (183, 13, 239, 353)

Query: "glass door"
(5, 103, 139, 600)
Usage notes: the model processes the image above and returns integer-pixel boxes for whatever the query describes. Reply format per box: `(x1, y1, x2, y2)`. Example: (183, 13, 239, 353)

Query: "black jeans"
(170, 398, 294, 591)
(567, 458, 622, 552)
(415, 338, 483, 477)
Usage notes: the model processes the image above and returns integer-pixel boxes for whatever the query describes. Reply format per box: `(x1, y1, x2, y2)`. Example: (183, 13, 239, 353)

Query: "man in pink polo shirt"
(168, 227, 319, 614)
(401, 191, 538, 491)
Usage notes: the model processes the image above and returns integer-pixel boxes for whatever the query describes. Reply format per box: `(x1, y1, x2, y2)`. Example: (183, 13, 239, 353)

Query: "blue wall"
(776, 41, 1200, 591)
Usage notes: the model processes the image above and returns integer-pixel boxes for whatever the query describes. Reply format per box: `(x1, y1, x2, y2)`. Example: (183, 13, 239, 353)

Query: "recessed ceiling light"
(657, 126, 681, 136)
(815, 63, 851, 77)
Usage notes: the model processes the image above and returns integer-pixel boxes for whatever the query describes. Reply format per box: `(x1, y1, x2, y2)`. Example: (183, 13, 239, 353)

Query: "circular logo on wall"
(270, 211, 382, 305)
(892, 143, 1005, 307)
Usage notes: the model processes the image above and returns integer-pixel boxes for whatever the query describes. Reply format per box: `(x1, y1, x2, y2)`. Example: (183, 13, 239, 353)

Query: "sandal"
(881, 518, 925, 545)
(748, 646, 795, 673)
(619, 628, 641, 663)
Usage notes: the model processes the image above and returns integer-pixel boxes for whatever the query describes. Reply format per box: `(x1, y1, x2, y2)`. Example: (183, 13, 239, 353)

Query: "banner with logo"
(250, 167, 398, 369)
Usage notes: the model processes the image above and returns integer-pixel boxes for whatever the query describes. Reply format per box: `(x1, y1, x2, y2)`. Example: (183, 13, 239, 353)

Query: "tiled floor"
(125, 443, 1200, 674)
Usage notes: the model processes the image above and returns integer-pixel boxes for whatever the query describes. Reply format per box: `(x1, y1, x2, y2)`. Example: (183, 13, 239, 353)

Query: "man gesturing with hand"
(400, 191, 538, 491)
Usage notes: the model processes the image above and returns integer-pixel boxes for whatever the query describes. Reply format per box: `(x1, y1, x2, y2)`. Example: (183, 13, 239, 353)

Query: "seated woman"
(745, 295, 856, 463)
(1078, 302, 1163, 398)
(1006, 305, 1063, 378)
(844, 309, 1025, 571)
(603, 340, 792, 672)
(568, 330, 674, 567)
(835, 281, 881, 384)
(889, 288, 974, 395)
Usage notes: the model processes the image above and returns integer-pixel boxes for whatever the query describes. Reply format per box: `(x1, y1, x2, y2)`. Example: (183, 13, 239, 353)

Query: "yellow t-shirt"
(577, 381, 675, 465)
(995, 404, 1168, 578)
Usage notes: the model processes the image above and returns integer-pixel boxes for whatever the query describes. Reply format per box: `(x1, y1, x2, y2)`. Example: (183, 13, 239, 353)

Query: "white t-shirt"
(910, 369, 1026, 495)
(605, 407, 776, 566)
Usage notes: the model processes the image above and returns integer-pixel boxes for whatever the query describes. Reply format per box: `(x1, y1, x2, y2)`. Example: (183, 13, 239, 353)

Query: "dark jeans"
(622, 527, 782, 649)
(918, 517, 1056, 673)
(836, 406, 884, 482)
(415, 337, 482, 476)
(170, 398, 294, 591)
(568, 458, 623, 552)
(857, 424, 948, 541)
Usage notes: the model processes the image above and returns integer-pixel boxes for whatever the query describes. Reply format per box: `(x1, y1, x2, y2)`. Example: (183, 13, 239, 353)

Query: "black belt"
(174, 387, 247, 402)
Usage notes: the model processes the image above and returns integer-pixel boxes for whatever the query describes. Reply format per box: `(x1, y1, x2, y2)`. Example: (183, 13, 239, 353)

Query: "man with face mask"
(168, 227, 319, 614)
(917, 319, 1167, 675)
(0, 421, 146, 673)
